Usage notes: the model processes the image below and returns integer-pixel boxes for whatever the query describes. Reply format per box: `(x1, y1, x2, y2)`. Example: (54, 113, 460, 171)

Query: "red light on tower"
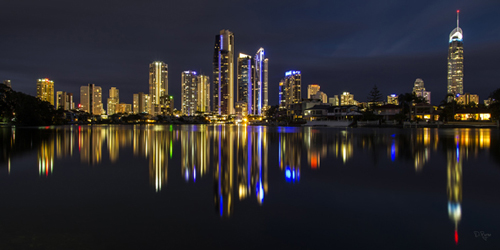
(457, 10, 459, 13)
(454, 230, 458, 244)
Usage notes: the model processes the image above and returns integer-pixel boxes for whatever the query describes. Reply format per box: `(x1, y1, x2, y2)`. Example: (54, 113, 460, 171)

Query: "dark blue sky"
(1, 0, 499, 107)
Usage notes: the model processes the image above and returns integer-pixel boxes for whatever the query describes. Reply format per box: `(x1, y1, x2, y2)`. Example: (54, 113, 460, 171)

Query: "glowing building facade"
(133, 92, 149, 114)
(387, 94, 399, 105)
(197, 75, 210, 113)
(340, 92, 355, 106)
(413, 78, 431, 104)
(237, 53, 253, 116)
(278, 71, 301, 110)
(80, 84, 103, 115)
(107, 87, 119, 115)
(448, 11, 464, 100)
(308, 84, 320, 99)
(181, 71, 198, 116)
(36, 78, 54, 106)
(56, 91, 74, 110)
(253, 48, 268, 115)
(149, 61, 168, 116)
(213, 29, 234, 115)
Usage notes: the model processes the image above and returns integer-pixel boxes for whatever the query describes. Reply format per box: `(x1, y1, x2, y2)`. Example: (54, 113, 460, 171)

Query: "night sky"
(1, 0, 499, 107)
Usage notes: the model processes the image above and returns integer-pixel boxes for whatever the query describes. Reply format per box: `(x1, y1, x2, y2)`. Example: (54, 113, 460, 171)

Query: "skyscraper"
(133, 92, 149, 114)
(107, 87, 119, 115)
(283, 71, 301, 107)
(213, 29, 234, 115)
(181, 71, 198, 116)
(56, 91, 74, 110)
(448, 10, 464, 100)
(254, 48, 268, 115)
(149, 61, 168, 116)
(197, 74, 210, 113)
(80, 84, 103, 115)
(412, 78, 431, 104)
(236, 48, 269, 116)
(340, 92, 355, 106)
(308, 84, 320, 99)
(36, 78, 54, 106)
(237, 53, 253, 116)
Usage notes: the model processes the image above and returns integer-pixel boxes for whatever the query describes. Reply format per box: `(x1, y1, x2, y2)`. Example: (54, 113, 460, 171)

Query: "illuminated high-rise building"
(456, 93, 479, 106)
(181, 71, 198, 116)
(197, 74, 210, 113)
(115, 103, 132, 114)
(133, 92, 149, 114)
(213, 29, 234, 115)
(308, 84, 320, 99)
(278, 80, 286, 109)
(254, 48, 268, 115)
(149, 61, 168, 116)
(107, 87, 119, 115)
(340, 92, 356, 106)
(237, 53, 253, 116)
(263, 58, 269, 111)
(387, 94, 399, 105)
(36, 78, 54, 106)
(413, 78, 431, 104)
(278, 71, 301, 110)
(56, 91, 74, 110)
(237, 49, 268, 116)
(329, 95, 339, 106)
(80, 84, 103, 115)
(448, 10, 464, 100)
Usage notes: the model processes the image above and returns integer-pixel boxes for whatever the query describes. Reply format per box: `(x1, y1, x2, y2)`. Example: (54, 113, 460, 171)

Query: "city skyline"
(1, 1, 499, 107)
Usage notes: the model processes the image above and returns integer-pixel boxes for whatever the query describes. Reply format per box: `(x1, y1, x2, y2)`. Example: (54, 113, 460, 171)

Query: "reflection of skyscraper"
(106, 126, 133, 163)
(56, 127, 74, 158)
(236, 126, 268, 204)
(148, 128, 170, 192)
(447, 10, 464, 100)
(79, 126, 105, 165)
(38, 137, 54, 176)
(279, 129, 301, 182)
(214, 125, 234, 217)
(149, 61, 168, 116)
(213, 30, 234, 115)
(36, 78, 54, 106)
(447, 133, 462, 244)
(181, 126, 210, 182)
(331, 131, 353, 163)
(304, 127, 326, 169)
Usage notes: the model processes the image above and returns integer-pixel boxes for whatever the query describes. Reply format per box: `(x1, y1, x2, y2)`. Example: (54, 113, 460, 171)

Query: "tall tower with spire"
(447, 10, 464, 101)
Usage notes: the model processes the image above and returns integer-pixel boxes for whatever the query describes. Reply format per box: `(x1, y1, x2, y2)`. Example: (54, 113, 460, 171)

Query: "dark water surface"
(0, 125, 499, 249)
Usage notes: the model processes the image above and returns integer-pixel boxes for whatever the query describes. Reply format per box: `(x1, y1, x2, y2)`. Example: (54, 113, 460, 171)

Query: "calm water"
(0, 125, 499, 249)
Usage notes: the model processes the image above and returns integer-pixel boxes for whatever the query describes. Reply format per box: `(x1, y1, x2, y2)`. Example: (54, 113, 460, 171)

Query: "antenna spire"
(457, 10, 460, 28)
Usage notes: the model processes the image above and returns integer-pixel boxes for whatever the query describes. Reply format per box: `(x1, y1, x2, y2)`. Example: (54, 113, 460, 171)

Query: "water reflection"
(0, 125, 496, 221)
(213, 125, 234, 217)
(279, 128, 301, 182)
(181, 126, 210, 182)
